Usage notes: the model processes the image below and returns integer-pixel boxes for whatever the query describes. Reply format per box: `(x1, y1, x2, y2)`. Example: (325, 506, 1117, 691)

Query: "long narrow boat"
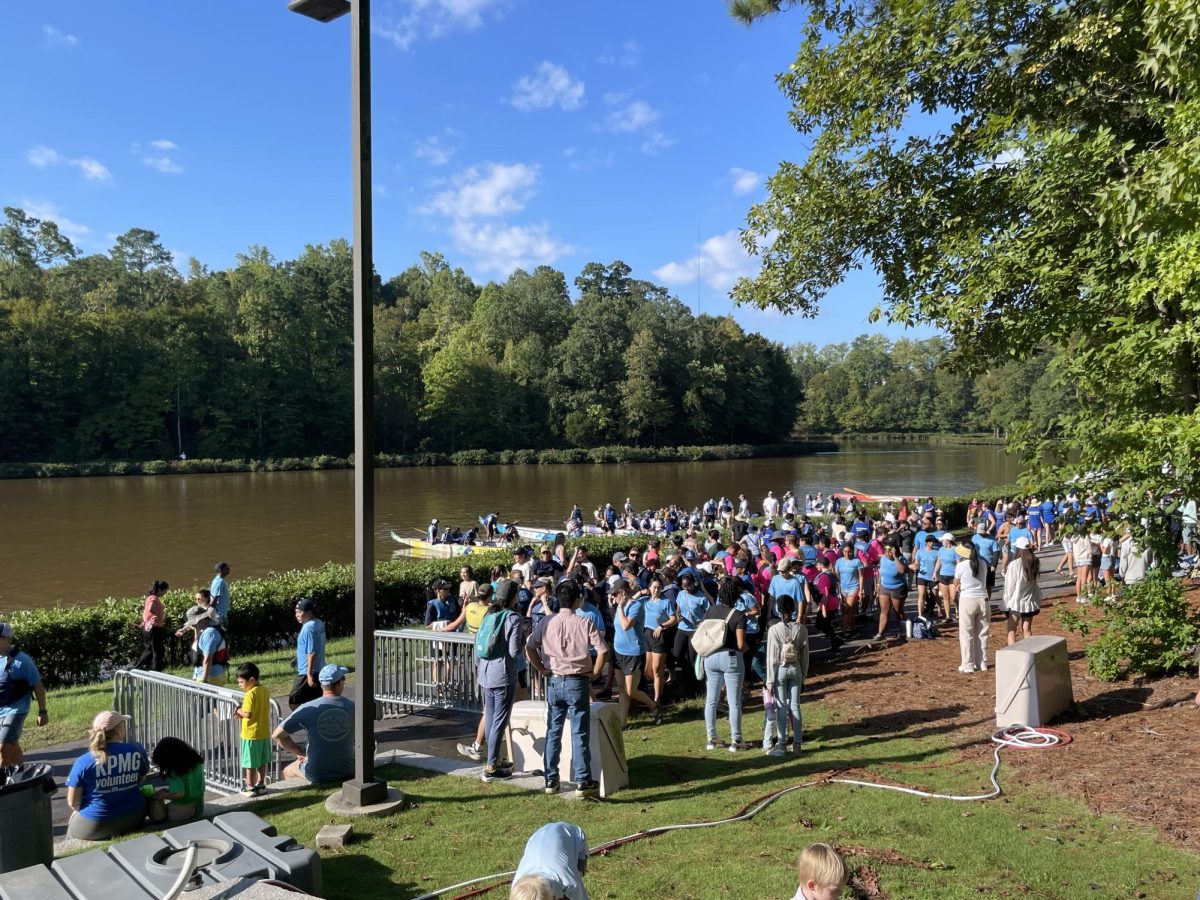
(834, 487, 912, 503)
(389, 531, 503, 557)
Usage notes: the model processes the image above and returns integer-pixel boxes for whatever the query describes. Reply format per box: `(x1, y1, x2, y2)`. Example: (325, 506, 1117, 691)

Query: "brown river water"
(0, 444, 1018, 612)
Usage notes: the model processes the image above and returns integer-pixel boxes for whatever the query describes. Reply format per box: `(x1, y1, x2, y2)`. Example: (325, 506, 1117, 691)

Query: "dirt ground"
(806, 584, 1200, 851)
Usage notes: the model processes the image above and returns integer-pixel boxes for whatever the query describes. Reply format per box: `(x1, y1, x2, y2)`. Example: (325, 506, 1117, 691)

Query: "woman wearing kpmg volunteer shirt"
(65, 710, 150, 840)
(673, 573, 710, 698)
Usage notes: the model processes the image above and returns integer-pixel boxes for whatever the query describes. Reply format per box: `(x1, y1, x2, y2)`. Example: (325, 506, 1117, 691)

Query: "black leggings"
(672, 629, 700, 696)
(135, 626, 167, 671)
(814, 610, 840, 644)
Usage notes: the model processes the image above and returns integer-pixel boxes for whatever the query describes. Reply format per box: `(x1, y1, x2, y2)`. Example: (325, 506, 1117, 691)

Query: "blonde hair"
(797, 843, 847, 890)
(88, 723, 125, 767)
(509, 875, 556, 900)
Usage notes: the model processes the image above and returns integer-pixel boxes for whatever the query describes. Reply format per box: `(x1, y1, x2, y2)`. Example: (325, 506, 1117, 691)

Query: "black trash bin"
(0, 763, 57, 874)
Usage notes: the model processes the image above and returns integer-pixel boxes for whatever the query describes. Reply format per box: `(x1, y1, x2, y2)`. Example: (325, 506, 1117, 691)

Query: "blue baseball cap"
(318, 664, 350, 685)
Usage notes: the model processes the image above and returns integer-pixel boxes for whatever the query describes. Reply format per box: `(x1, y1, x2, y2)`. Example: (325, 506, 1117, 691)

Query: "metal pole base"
(341, 778, 389, 807)
(326, 780, 406, 817)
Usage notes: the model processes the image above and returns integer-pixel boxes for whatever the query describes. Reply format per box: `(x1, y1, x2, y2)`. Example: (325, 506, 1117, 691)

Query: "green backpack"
(474, 610, 513, 660)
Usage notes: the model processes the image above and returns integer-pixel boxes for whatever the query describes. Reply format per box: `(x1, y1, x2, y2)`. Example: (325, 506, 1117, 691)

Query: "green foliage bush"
(11, 534, 653, 687)
(449, 449, 493, 466)
(1056, 571, 1200, 680)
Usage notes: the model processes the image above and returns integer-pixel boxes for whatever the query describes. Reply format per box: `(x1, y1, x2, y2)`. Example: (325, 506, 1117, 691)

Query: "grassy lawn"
(26, 638, 359, 752)
(248, 696, 1198, 900)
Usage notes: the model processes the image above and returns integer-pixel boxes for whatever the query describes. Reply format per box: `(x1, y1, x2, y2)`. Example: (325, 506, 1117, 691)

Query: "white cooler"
(994, 635, 1073, 728)
(507, 698, 629, 797)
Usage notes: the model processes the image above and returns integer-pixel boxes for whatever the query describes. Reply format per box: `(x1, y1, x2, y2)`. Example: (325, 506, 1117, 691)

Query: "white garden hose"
(412, 724, 1070, 900)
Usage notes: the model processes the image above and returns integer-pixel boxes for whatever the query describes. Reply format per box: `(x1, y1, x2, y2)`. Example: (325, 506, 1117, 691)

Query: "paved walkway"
(28, 544, 1075, 850)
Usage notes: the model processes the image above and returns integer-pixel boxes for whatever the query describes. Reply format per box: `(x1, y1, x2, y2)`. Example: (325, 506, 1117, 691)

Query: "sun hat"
(1013, 536, 1032, 550)
(955, 545, 973, 559)
(940, 532, 956, 543)
(318, 664, 350, 685)
(92, 710, 125, 733)
(976, 523, 987, 533)
(183, 605, 216, 629)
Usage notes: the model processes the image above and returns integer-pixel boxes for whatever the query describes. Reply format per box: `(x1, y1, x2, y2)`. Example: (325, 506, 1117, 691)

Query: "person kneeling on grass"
(510, 822, 590, 900)
(792, 842, 847, 900)
(272, 664, 353, 783)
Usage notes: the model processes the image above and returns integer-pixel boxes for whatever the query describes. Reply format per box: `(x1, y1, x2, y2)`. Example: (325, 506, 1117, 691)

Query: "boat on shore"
(834, 487, 912, 504)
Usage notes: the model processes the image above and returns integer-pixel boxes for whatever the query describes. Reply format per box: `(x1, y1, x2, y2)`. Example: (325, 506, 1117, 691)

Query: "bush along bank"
(12, 535, 651, 687)
(0, 441, 836, 480)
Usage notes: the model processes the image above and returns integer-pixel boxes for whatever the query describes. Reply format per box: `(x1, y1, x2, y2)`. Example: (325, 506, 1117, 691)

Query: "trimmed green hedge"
(11, 535, 652, 687)
(0, 442, 835, 480)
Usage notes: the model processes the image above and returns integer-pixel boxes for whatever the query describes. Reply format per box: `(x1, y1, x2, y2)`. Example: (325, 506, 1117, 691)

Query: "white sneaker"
(706, 740, 718, 751)
(456, 741, 483, 762)
(767, 746, 785, 757)
(728, 741, 743, 753)
(979, 662, 989, 671)
(957, 665, 975, 674)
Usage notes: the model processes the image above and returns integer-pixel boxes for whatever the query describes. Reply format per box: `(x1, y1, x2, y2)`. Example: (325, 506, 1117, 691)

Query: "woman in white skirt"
(954, 541, 990, 673)
(1002, 536, 1042, 644)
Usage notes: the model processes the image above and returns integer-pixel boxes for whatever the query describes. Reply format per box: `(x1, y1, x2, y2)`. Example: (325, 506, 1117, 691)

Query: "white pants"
(958, 594, 990, 670)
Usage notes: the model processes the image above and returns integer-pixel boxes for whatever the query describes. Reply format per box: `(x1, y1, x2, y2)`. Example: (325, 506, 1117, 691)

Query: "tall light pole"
(289, 0, 388, 809)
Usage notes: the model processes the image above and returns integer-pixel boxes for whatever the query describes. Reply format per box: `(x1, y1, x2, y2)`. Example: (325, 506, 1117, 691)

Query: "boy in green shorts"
(234, 662, 271, 795)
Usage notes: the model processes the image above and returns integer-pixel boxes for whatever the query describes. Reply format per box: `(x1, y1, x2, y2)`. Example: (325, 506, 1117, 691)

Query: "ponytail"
(89, 726, 114, 767)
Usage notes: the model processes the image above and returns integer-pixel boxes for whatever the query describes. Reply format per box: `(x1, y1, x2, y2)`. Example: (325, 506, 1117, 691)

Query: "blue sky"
(1, 0, 932, 346)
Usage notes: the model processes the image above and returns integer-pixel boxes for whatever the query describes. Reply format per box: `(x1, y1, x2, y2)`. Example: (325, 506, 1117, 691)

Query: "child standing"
(792, 843, 847, 900)
(234, 662, 271, 795)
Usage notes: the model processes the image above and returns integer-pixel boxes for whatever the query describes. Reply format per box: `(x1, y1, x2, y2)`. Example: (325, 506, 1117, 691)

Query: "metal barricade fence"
(374, 627, 546, 716)
(113, 670, 284, 793)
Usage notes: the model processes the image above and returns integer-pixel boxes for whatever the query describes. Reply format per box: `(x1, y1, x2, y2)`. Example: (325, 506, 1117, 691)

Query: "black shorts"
(937, 575, 955, 586)
(643, 628, 667, 654)
(289, 674, 322, 708)
(615, 653, 644, 674)
(918, 578, 937, 590)
(880, 585, 908, 602)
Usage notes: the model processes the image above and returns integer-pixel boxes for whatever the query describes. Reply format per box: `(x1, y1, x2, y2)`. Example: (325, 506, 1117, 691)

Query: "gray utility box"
(0, 812, 321, 899)
(0, 763, 57, 874)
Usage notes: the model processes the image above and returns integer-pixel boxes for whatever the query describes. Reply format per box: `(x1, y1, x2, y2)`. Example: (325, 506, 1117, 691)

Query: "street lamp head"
(288, 0, 351, 22)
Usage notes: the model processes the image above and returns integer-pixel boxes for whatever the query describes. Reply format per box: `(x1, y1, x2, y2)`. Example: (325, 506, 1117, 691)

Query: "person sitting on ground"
(65, 710, 150, 841)
(148, 736, 205, 822)
(510, 822, 590, 900)
(791, 842, 848, 900)
(273, 664, 354, 783)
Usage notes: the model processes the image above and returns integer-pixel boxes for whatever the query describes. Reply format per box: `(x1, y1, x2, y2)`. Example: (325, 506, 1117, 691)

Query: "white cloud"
(134, 141, 183, 174)
(510, 62, 584, 112)
(597, 39, 640, 68)
(26, 145, 63, 168)
(413, 131, 459, 166)
(420, 160, 571, 275)
(71, 157, 112, 181)
(26, 145, 112, 181)
(373, 0, 502, 51)
(422, 162, 539, 219)
(729, 167, 761, 196)
(449, 219, 573, 274)
(602, 95, 673, 155)
(654, 230, 757, 293)
(19, 200, 89, 240)
(43, 25, 78, 49)
(605, 98, 659, 133)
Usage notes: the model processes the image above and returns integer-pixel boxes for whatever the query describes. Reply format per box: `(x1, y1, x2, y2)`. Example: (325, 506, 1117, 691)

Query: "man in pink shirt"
(526, 580, 608, 798)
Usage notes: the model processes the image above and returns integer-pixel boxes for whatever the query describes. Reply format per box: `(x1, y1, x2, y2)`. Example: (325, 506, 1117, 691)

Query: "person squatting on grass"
(510, 822, 590, 900)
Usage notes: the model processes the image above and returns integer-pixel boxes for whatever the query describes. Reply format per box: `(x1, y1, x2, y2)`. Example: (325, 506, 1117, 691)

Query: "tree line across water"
(0, 207, 1065, 465)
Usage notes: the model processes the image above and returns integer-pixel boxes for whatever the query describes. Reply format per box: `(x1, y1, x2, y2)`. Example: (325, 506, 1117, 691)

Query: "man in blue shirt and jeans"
(0, 622, 48, 765)
(211, 561, 232, 627)
(290, 598, 326, 709)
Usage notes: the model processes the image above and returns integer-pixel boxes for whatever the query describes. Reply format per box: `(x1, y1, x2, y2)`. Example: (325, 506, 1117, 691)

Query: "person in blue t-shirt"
(673, 574, 710, 697)
(193, 612, 227, 685)
(210, 561, 233, 626)
(640, 577, 677, 718)
(934, 533, 960, 620)
(0, 622, 48, 766)
(291, 598, 326, 709)
(767, 560, 809, 624)
(915, 534, 941, 618)
(512, 821, 590, 900)
(274, 665, 354, 783)
(875, 543, 908, 641)
(611, 579, 655, 726)
(835, 544, 863, 634)
(1006, 516, 1034, 565)
(971, 524, 1000, 595)
(66, 710, 150, 841)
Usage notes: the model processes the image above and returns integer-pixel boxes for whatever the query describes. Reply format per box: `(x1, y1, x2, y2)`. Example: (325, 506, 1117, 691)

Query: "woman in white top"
(953, 542, 990, 673)
(1002, 537, 1042, 644)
